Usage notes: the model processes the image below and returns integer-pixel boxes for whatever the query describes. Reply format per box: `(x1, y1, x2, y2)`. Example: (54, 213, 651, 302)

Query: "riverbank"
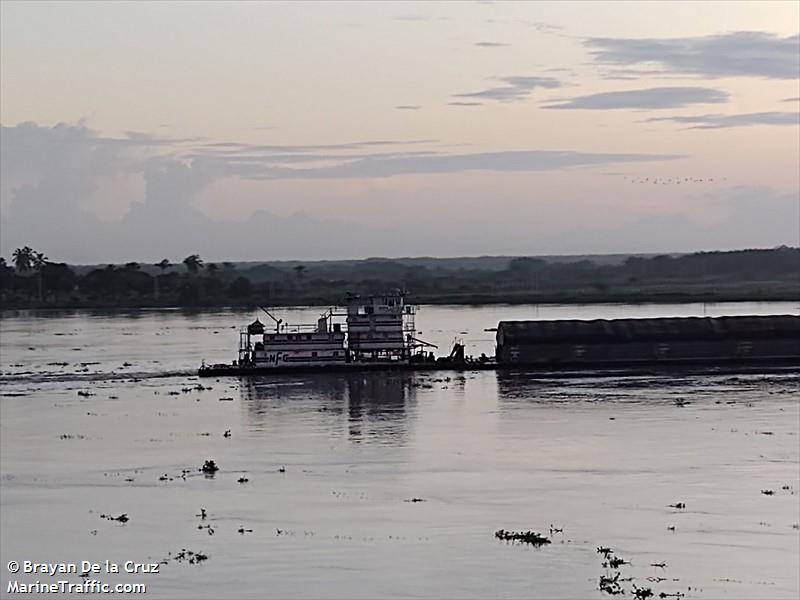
(3, 247, 798, 311)
(2, 285, 798, 311)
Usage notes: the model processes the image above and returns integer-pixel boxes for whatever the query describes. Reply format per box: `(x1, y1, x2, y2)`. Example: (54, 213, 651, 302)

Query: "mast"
(259, 305, 283, 333)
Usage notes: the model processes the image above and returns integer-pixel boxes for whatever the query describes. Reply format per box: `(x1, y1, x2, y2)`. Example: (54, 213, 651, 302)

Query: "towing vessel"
(200, 292, 471, 376)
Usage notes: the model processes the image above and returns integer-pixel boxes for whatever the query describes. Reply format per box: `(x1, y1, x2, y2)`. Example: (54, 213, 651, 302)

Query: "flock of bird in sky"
(622, 176, 728, 185)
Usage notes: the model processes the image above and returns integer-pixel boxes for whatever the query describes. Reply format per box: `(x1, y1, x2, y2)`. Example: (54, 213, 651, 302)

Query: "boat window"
(365, 306, 374, 315)
(287, 334, 293, 341)
(305, 334, 312, 340)
(333, 351, 339, 356)
(311, 351, 318, 357)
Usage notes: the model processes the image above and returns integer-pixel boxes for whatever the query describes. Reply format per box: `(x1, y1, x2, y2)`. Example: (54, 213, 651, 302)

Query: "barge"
(495, 315, 800, 368)
(198, 293, 800, 377)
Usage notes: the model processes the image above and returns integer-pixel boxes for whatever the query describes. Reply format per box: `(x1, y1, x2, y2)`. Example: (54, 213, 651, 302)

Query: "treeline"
(1, 246, 798, 309)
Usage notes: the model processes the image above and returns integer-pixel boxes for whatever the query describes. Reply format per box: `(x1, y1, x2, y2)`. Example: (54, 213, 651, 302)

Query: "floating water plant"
(599, 572, 624, 595)
(100, 513, 129, 523)
(633, 584, 654, 599)
(607, 556, 628, 568)
(494, 529, 551, 545)
(170, 549, 208, 564)
(201, 460, 219, 474)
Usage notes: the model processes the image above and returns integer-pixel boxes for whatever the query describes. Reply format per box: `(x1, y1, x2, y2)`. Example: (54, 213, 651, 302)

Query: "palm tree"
(12, 246, 33, 272)
(293, 264, 306, 280)
(0, 257, 11, 301)
(154, 259, 170, 299)
(183, 254, 203, 274)
(31, 251, 48, 303)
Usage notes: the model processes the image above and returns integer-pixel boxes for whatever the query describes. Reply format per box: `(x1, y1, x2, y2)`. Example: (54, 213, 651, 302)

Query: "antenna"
(259, 305, 283, 332)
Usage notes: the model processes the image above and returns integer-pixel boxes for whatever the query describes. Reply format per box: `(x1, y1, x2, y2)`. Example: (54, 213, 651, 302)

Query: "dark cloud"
(544, 87, 729, 110)
(0, 123, 196, 181)
(173, 146, 681, 180)
(644, 111, 800, 129)
(182, 150, 441, 166)
(585, 32, 800, 79)
(255, 149, 683, 180)
(196, 139, 438, 154)
(0, 122, 406, 261)
(598, 68, 697, 81)
(6, 121, 796, 263)
(142, 157, 215, 208)
(782, 97, 800, 102)
(0, 120, 686, 257)
(1, 122, 100, 181)
(2, 121, 682, 187)
(448, 101, 483, 107)
(475, 41, 510, 47)
(453, 76, 562, 103)
(395, 105, 422, 110)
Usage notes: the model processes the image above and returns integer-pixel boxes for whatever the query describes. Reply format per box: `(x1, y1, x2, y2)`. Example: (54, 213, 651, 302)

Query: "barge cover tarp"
(497, 315, 800, 345)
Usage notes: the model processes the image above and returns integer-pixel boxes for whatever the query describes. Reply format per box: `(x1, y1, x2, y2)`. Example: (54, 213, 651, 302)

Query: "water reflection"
(239, 373, 417, 444)
(345, 374, 416, 443)
(495, 370, 652, 406)
(494, 369, 795, 408)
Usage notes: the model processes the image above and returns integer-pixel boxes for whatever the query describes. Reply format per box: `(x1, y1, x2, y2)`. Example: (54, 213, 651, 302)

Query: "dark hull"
(198, 356, 800, 378)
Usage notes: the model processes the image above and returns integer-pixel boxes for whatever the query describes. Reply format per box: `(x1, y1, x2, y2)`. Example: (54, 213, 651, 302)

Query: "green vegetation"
(1, 247, 798, 309)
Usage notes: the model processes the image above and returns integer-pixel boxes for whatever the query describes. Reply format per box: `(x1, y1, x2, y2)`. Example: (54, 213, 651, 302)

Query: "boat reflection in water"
(239, 373, 417, 444)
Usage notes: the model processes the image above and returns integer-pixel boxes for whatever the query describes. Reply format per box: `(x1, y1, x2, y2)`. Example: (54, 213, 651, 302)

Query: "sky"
(1, 0, 798, 263)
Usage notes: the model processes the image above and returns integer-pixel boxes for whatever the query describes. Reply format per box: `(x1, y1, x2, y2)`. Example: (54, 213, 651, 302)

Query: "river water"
(1, 302, 798, 599)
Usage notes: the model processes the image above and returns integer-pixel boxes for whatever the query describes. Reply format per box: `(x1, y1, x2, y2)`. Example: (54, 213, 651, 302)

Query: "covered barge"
(495, 315, 800, 368)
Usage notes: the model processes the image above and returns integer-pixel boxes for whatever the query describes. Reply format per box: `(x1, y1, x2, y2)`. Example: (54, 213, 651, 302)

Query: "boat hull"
(198, 356, 800, 378)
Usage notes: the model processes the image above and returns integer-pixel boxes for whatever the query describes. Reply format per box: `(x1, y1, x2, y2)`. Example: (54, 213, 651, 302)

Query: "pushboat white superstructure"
(237, 291, 435, 369)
